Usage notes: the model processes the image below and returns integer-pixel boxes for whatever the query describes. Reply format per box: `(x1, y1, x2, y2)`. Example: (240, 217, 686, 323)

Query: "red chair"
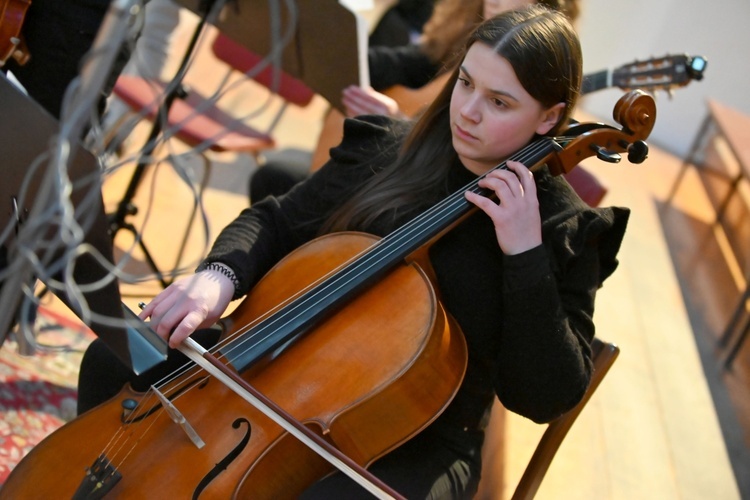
(111, 32, 315, 159)
(107, 31, 316, 284)
(564, 166, 608, 207)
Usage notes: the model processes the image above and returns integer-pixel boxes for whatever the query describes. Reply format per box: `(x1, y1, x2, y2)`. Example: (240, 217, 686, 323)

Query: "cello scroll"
(546, 89, 656, 176)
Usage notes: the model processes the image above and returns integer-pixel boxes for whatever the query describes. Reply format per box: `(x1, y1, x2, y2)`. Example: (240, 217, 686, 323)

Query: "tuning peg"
(687, 55, 708, 80)
(590, 144, 621, 163)
(627, 140, 649, 163)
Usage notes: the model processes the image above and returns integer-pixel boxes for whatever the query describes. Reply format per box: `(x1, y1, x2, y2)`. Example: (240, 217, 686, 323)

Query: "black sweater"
(368, 43, 442, 91)
(201, 115, 629, 438)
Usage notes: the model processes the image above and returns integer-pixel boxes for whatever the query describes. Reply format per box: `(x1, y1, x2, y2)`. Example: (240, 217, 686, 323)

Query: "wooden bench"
(665, 99, 750, 368)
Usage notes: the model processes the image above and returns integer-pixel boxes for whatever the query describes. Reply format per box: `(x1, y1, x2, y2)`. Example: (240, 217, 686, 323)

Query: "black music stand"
(0, 72, 167, 375)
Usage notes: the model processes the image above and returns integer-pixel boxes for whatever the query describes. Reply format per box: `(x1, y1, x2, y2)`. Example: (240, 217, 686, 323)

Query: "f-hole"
(192, 417, 252, 499)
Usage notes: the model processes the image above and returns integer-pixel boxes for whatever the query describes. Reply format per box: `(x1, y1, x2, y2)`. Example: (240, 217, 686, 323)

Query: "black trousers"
(300, 428, 482, 499)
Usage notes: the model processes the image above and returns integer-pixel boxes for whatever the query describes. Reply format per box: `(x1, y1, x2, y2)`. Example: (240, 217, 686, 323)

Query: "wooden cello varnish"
(0, 233, 468, 498)
(1, 89, 657, 498)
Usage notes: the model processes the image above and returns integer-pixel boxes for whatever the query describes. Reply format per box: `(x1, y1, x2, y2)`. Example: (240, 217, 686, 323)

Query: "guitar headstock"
(611, 54, 707, 95)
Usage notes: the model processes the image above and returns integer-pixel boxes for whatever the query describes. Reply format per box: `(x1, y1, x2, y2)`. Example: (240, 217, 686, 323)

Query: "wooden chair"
(476, 337, 620, 499)
(511, 338, 619, 499)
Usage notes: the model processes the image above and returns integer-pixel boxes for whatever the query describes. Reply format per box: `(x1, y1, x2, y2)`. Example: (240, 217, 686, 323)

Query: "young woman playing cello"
(77, 6, 629, 498)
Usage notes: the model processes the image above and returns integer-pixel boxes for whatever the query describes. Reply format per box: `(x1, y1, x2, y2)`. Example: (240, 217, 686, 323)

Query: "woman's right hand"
(138, 269, 236, 348)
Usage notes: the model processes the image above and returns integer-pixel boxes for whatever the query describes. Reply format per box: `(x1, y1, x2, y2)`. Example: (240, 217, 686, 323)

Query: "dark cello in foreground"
(0, 90, 656, 499)
(0, 0, 31, 67)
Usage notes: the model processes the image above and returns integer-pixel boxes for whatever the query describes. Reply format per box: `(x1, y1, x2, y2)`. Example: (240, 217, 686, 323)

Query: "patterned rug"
(0, 306, 95, 484)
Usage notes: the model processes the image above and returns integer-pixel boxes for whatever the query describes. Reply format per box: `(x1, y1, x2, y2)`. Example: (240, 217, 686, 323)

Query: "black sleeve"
(493, 206, 629, 423)
(368, 43, 442, 91)
(200, 115, 401, 295)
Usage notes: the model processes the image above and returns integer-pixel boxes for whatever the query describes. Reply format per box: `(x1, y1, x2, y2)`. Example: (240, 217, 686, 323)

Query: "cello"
(0, 89, 656, 499)
(0, 0, 31, 67)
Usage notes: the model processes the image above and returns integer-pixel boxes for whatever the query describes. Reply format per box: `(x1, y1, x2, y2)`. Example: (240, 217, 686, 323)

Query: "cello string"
(34, 0, 444, 489)
(94, 391, 167, 472)
(89, 135, 568, 484)
(215, 137, 560, 362)
(103, 136, 563, 460)
(97, 369, 212, 473)
(214, 137, 564, 365)
(122, 136, 563, 371)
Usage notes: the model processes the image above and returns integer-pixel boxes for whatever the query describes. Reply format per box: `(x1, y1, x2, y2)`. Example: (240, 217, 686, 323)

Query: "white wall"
(576, 0, 750, 158)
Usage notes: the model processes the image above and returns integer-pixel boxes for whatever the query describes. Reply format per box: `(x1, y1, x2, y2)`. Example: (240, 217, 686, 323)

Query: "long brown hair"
(420, 0, 580, 69)
(324, 5, 582, 233)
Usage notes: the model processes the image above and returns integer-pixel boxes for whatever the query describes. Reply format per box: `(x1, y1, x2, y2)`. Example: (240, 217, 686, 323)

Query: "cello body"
(0, 232, 467, 498)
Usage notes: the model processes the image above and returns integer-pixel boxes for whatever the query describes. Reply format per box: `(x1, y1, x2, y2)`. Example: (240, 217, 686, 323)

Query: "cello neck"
(221, 137, 561, 372)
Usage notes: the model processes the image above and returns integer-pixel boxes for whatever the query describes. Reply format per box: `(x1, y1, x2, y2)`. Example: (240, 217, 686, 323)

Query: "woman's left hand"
(464, 160, 542, 255)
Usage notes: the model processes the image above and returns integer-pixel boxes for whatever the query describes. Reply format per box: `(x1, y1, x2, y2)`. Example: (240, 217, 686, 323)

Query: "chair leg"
(723, 306, 750, 370)
(718, 286, 750, 349)
(663, 113, 713, 207)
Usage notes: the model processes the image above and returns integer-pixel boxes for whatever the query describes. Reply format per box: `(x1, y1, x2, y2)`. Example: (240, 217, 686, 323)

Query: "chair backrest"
(510, 337, 620, 500)
(210, 33, 315, 108)
(564, 166, 608, 208)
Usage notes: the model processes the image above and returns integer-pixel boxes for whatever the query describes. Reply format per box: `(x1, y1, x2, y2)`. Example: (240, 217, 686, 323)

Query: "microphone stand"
(108, 0, 225, 288)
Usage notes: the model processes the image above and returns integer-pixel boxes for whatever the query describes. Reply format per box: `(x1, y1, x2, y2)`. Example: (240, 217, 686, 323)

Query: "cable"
(0, 0, 304, 361)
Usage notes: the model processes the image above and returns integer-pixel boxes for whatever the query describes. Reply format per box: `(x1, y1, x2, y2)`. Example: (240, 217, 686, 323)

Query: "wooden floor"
(38, 11, 749, 500)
